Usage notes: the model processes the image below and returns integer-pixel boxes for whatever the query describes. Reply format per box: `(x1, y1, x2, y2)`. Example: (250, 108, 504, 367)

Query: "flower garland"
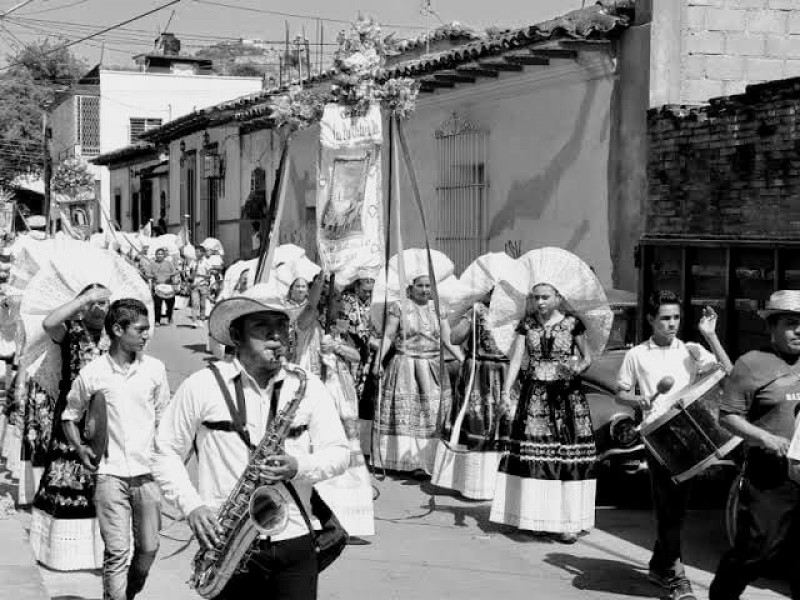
(268, 14, 419, 131)
(52, 157, 94, 198)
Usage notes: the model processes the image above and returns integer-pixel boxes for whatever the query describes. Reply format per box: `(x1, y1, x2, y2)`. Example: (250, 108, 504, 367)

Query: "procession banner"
(316, 103, 384, 286)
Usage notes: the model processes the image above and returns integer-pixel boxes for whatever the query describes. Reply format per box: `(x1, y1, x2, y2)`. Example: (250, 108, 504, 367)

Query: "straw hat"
(209, 281, 304, 346)
(488, 247, 613, 357)
(758, 290, 800, 319)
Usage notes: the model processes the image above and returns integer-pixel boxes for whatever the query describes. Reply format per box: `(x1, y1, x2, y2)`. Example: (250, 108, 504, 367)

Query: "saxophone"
(189, 364, 308, 598)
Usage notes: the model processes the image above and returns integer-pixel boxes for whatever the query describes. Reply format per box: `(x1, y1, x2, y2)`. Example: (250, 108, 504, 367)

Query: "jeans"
(214, 535, 318, 600)
(94, 474, 161, 600)
(152, 295, 175, 324)
(710, 454, 800, 600)
(646, 451, 691, 583)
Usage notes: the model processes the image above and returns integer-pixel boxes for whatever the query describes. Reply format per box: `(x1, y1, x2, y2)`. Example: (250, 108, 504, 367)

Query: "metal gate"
(434, 113, 488, 272)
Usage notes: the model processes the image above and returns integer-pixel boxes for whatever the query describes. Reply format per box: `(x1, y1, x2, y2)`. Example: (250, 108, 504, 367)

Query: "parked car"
(582, 290, 647, 484)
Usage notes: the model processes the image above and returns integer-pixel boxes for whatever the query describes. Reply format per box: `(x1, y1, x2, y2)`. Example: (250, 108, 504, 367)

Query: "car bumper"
(596, 443, 648, 475)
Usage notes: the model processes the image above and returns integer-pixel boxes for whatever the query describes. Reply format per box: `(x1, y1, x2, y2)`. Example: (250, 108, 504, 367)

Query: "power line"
(9, 17, 343, 45)
(20, 0, 91, 15)
(189, 0, 427, 30)
(0, 0, 183, 71)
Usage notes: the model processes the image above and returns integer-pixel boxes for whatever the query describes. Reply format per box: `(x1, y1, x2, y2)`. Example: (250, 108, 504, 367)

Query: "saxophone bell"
(248, 484, 291, 536)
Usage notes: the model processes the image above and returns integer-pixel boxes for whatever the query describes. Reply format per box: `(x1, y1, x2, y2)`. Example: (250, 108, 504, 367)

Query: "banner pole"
(256, 137, 292, 284)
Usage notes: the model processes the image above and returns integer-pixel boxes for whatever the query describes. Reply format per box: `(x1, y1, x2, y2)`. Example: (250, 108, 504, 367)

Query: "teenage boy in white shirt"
(616, 290, 732, 600)
(64, 298, 170, 600)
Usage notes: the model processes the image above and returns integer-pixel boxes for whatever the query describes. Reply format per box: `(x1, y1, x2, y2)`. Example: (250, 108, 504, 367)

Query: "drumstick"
(649, 376, 675, 408)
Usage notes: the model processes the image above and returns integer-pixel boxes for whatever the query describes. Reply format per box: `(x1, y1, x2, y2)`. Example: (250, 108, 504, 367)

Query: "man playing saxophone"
(152, 282, 349, 600)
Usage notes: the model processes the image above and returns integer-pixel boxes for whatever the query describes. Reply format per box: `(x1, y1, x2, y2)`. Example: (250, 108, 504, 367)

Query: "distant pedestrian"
(63, 299, 170, 600)
(145, 248, 179, 326)
(190, 246, 210, 328)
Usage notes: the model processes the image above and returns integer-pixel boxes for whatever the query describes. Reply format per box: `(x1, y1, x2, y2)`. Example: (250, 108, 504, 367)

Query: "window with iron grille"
(434, 113, 489, 271)
(75, 95, 100, 157)
(129, 117, 163, 143)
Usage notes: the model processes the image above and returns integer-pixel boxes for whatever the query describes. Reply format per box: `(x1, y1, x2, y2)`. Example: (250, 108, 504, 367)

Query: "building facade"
(96, 1, 649, 291)
(651, 0, 800, 106)
(48, 40, 263, 229)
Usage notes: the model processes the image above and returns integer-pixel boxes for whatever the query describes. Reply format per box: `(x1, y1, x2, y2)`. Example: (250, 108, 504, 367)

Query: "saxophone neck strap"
(208, 363, 252, 450)
(282, 480, 318, 545)
(207, 363, 284, 452)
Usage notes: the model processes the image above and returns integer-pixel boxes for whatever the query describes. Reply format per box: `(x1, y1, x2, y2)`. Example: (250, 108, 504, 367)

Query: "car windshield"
(605, 305, 636, 351)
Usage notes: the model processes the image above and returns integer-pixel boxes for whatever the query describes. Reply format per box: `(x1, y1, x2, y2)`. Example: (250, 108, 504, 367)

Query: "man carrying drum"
(710, 290, 800, 600)
(616, 290, 732, 600)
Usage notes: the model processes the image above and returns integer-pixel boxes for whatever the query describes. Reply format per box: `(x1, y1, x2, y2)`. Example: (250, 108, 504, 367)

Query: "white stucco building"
(48, 37, 263, 229)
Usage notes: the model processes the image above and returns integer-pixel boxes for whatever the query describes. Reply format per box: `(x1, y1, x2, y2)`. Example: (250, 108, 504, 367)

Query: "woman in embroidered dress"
(374, 275, 463, 475)
(290, 276, 324, 377)
(338, 275, 379, 451)
(315, 317, 375, 539)
(28, 283, 111, 570)
(489, 282, 595, 543)
(432, 293, 517, 500)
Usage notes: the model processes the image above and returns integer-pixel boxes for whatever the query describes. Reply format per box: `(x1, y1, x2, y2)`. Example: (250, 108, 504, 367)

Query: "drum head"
(83, 391, 108, 467)
(680, 366, 726, 409)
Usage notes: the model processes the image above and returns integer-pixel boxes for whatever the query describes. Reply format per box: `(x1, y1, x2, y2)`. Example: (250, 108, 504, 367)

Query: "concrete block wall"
(647, 77, 800, 237)
(678, 0, 800, 104)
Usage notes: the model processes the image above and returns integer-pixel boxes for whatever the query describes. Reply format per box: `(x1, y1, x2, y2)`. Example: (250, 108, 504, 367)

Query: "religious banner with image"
(316, 102, 384, 286)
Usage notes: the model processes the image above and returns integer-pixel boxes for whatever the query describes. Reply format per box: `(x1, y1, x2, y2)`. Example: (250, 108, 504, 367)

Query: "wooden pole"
(42, 112, 53, 236)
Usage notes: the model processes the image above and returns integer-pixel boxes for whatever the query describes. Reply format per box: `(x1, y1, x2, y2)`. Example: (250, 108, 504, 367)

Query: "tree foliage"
(0, 39, 87, 181)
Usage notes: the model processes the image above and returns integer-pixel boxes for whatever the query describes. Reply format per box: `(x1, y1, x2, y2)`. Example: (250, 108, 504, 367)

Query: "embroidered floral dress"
(315, 323, 375, 537)
(489, 314, 597, 535)
(432, 302, 517, 500)
(376, 299, 452, 474)
(28, 320, 109, 571)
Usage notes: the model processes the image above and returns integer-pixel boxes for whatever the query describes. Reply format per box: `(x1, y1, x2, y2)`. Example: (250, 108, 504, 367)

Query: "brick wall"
(647, 77, 800, 237)
(681, 0, 800, 104)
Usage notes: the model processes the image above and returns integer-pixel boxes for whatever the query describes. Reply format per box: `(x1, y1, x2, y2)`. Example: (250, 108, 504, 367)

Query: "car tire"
(725, 472, 741, 547)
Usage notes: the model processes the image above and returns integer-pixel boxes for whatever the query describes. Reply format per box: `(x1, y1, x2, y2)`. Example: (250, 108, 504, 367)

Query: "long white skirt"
(316, 351, 374, 537)
(432, 441, 502, 501)
(29, 507, 104, 570)
(489, 472, 596, 534)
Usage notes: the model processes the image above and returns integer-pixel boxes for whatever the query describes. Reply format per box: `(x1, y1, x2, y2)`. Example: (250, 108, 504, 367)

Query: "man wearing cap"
(152, 282, 349, 600)
(710, 290, 800, 600)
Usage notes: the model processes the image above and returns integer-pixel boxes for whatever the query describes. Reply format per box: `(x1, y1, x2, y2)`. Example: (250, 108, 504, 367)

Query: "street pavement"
(3, 305, 791, 600)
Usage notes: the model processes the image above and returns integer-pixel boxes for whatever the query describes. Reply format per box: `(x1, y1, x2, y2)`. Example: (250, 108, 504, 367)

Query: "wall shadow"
(488, 79, 600, 244)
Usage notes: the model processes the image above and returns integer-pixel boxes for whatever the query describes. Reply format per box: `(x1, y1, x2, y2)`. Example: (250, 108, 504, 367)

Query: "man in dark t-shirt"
(710, 290, 800, 600)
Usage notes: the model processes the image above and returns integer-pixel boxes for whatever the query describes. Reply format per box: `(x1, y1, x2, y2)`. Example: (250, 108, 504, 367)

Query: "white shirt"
(616, 337, 717, 419)
(63, 354, 171, 477)
(152, 360, 349, 542)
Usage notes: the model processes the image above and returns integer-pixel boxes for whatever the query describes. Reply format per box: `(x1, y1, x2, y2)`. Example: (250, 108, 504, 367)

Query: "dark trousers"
(647, 451, 691, 582)
(214, 535, 318, 600)
(710, 455, 800, 600)
(153, 295, 175, 323)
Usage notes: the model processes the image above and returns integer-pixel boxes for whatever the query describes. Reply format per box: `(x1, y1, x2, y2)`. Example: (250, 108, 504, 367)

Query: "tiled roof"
(141, 0, 633, 144)
(92, 142, 157, 166)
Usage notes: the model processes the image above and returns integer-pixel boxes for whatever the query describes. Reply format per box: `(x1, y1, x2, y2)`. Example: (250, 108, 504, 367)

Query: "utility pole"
(42, 111, 53, 235)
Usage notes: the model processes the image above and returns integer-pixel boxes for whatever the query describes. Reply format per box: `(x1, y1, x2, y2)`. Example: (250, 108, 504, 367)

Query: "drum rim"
(672, 437, 742, 483)
(639, 366, 726, 436)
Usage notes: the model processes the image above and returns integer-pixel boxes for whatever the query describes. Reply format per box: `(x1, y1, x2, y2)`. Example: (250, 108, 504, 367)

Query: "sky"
(0, 0, 587, 69)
